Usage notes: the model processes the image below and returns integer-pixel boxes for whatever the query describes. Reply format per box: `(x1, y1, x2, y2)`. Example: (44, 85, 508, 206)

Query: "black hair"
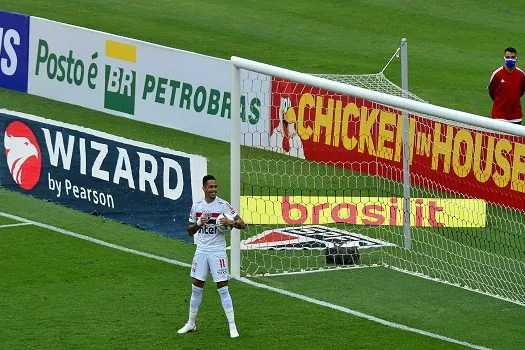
(504, 47, 517, 55)
(202, 174, 216, 186)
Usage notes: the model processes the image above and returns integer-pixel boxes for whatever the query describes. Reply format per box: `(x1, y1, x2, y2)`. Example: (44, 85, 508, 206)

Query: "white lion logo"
(4, 133, 39, 185)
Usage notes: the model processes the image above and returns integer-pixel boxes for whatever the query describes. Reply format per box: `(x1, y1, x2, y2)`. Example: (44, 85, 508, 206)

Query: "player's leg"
(217, 280, 239, 338)
(178, 252, 209, 334)
(210, 253, 239, 338)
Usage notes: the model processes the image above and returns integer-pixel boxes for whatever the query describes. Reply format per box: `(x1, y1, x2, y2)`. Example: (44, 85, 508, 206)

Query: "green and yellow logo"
(104, 40, 136, 115)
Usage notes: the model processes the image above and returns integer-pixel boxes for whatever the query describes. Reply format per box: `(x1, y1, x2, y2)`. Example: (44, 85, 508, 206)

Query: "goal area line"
(0, 222, 32, 229)
(0, 211, 491, 350)
(245, 263, 379, 278)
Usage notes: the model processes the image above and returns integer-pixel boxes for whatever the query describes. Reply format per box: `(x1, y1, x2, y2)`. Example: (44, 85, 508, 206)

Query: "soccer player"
(177, 174, 246, 338)
(488, 47, 525, 125)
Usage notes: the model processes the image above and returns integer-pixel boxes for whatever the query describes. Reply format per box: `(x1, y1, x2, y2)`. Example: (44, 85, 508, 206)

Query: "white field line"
(0, 222, 32, 229)
(246, 263, 379, 278)
(0, 212, 190, 269)
(0, 211, 490, 350)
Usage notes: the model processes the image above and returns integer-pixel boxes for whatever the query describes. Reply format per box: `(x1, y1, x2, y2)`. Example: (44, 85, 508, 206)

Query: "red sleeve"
(488, 71, 499, 101)
(521, 72, 525, 97)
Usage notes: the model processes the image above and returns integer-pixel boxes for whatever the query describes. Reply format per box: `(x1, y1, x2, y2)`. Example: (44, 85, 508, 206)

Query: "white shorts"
(190, 251, 229, 282)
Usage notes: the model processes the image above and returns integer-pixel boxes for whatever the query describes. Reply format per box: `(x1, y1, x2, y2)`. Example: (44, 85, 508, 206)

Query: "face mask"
(505, 58, 517, 68)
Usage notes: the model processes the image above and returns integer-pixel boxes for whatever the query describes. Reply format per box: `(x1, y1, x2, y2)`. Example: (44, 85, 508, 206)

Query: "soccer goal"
(314, 38, 425, 103)
(229, 45, 525, 306)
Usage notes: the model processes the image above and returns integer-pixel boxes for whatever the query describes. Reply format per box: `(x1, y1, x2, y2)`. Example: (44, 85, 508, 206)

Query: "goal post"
(400, 38, 412, 250)
(230, 65, 241, 279)
(230, 55, 525, 305)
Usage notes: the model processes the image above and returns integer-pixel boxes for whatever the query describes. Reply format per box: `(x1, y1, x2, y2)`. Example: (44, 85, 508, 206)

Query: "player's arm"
(187, 208, 208, 236)
(487, 73, 499, 101)
(188, 221, 200, 236)
(222, 202, 247, 229)
(231, 215, 247, 230)
(521, 74, 525, 97)
(218, 213, 246, 229)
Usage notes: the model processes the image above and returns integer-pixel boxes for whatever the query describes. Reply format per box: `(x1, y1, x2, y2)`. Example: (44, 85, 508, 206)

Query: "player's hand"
(219, 216, 234, 227)
(197, 214, 209, 226)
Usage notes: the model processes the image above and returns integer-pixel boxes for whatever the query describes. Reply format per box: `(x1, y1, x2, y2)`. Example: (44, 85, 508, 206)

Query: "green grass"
(2, 191, 525, 349)
(3, 225, 452, 349)
(260, 268, 525, 349)
(0, 191, 472, 349)
(1, 1, 525, 348)
(0, 216, 17, 225)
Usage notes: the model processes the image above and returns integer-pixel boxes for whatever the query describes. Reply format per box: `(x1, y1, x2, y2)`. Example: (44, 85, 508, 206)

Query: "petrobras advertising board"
(0, 109, 207, 242)
(27, 16, 271, 145)
(0, 10, 30, 92)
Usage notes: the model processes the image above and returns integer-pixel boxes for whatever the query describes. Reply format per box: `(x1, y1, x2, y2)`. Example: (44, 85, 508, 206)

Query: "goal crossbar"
(231, 56, 525, 138)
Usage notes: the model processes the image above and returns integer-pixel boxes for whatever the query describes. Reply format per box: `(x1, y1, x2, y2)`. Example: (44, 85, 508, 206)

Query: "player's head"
(504, 47, 517, 56)
(202, 175, 217, 200)
(504, 47, 517, 69)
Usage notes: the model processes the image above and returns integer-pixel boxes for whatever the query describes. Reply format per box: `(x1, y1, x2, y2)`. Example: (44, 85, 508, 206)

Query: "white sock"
(217, 286, 236, 325)
(188, 284, 203, 325)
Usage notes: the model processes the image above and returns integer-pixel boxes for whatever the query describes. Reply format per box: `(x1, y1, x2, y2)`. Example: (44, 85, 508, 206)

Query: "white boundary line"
(0, 211, 490, 350)
(0, 222, 32, 228)
(0, 212, 190, 269)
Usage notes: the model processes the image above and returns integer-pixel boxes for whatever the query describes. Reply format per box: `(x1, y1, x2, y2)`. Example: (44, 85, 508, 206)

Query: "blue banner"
(0, 11, 29, 92)
(0, 111, 207, 242)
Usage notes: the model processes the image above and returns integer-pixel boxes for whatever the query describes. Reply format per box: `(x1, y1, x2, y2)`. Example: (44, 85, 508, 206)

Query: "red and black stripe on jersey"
(196, 212, 221, 225)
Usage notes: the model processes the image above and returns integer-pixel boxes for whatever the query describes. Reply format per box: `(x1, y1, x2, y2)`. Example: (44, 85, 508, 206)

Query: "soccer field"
(2, 191, 523, 349)
(1, 1, 525, 349)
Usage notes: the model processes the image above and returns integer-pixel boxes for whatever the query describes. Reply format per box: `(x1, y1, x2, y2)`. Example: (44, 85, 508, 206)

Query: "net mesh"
(237, 61, 525, 306)
(315, 72, 425, 102)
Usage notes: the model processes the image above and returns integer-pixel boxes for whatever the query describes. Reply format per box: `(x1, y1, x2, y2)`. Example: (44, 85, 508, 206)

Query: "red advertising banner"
(270, 78, 525, 211)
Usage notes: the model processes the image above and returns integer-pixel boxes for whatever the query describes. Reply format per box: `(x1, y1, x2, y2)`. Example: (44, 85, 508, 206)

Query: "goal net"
(231, 55, 525, 307)
(313, 43, 425, 103)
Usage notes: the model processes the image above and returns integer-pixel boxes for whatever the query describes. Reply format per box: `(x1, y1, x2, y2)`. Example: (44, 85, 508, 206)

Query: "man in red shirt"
(488, 47, 525, 125)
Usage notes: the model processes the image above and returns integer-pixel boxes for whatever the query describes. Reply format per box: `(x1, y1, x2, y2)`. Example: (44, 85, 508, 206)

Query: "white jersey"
(189, 196, 237, 253)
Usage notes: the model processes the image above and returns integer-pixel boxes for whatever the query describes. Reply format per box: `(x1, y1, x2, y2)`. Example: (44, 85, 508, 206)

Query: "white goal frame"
(229, 56, 525, 280)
